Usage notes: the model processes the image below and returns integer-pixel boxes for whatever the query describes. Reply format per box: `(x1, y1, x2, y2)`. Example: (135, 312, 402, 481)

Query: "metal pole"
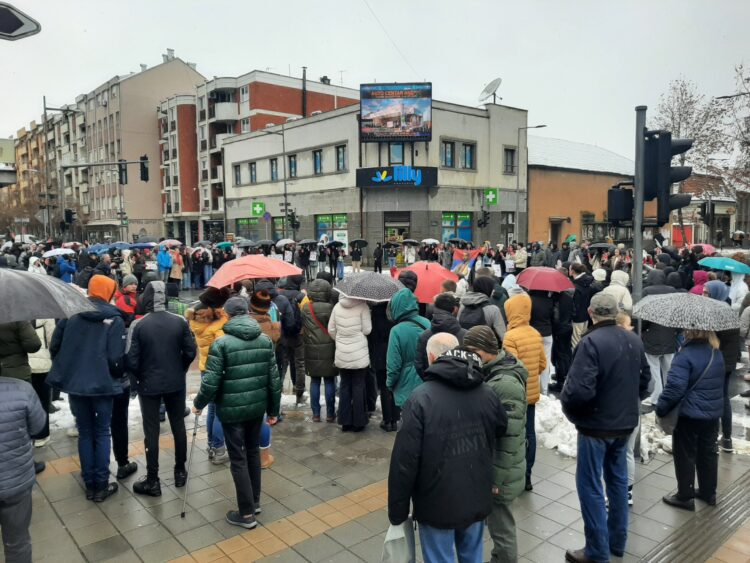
(633, 106, 647, 304)
(221, 146, 228, 238)
(42, 96, 52, 238)
(281, 123, 289, 237)
(514, 127, 521, 239)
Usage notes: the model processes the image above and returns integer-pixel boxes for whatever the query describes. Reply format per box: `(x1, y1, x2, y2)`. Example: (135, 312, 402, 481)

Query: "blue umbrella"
(131, 242, 157, 250)
(698, 257, 750, 275)
(109, 242, 131, 251)
(87, 244, 107, 254)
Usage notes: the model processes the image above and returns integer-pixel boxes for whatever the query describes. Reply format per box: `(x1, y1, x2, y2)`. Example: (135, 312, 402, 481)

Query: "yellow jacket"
(186, 308, 227, 371)
(503, 294, 547, 405)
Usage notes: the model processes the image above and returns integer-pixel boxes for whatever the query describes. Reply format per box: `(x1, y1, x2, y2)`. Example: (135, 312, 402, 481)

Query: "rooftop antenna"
(338, 70, 346, 85)
(478, 77, 502, 104)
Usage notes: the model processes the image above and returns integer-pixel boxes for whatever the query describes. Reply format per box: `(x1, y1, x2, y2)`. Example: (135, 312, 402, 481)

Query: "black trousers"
(374, 261, 382, 273)
(139, 389, 187, 479)
(30, 373, 50, 439)
(673, 416, 719, 499)
(551, 330, 573, 385)
(365, 366, 378, 413)
(0, 489, 32, 563)
(339, 368, 368, 429)
(110, 389, 130, 466)
(375, 368, 400, 424)
(222, 417, 263, 516)
(277, 335, 306, 393)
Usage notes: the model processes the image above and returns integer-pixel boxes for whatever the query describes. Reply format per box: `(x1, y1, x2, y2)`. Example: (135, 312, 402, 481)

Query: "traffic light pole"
(633, 106, 647, 304)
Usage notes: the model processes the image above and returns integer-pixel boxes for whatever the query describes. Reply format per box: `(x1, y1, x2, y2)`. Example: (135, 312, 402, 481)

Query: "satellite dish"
(479, 77, 502, 104)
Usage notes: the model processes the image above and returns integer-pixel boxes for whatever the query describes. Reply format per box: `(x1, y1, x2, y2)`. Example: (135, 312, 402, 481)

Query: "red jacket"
(115, 290, 137, 325)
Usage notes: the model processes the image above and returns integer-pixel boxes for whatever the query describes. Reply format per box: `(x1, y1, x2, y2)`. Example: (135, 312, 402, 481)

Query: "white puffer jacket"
(29, 319, 55, 374)
(601, 270, 633, 313)
(328, 298, 372, 370)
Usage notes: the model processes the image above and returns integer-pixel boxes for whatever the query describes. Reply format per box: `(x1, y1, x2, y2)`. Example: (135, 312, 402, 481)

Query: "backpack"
(458, 301, 490, 330)
(282, 292, 304, 337)
(251, 312, 281, 344)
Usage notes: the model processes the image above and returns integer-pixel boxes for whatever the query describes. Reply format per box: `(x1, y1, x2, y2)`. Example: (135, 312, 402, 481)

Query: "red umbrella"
(517, 266, 573, 292)
(161, 239, 183, 248)
(207, 255, 303, 288)
(399, 262, 458, 304)
(690, 243, 716, 256)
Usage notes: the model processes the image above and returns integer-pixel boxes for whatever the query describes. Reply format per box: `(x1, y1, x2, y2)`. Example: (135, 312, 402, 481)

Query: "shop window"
(316, 213, 348, 246)
(389, 142, 404, 165)
(441, 212, 472, 242)
(384, 211, 411, 243)
(235, 217, 260, 240)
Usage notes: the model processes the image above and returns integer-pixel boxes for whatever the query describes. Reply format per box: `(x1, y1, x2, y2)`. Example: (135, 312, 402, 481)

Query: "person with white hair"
(388, 331, 507, 563)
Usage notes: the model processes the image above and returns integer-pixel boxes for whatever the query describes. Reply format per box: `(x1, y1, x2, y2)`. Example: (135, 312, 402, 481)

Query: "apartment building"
(81, 52, 204, 241)
(221, 100, 528, 247)
(163, 71, 358, 243)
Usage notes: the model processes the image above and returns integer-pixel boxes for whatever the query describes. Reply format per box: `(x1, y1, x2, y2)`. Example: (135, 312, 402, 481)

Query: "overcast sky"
(3, 0, 747, 158)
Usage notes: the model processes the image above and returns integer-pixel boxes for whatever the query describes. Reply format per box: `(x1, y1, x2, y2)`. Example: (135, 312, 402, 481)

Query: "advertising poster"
(360, 83, 432, 142)
(333, 229, 348, 253)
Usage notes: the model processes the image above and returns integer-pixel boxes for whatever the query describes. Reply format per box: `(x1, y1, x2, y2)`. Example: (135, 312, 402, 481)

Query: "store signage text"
(356, 166, 437, 188)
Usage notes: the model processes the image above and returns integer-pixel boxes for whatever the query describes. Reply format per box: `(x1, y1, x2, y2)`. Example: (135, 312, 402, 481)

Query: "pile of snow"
(535, 394, 578, 457)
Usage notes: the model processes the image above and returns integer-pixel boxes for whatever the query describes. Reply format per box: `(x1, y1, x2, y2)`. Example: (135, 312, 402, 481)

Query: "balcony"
(210, 166, 222, 183)
(210, 133, 232, 153)
(209, 102, 238, 122)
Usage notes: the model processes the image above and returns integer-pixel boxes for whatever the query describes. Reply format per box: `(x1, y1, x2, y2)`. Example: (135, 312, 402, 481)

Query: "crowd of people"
(1, 233, 749, 563)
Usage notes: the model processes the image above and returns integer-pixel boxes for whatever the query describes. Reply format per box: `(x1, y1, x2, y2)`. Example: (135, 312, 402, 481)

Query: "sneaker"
(211, 447, 229, 465)
(628, 485, 634, 506)
(174, 468, 188, 488)
(34, 436, 51, 448)
(641, 397, 653, 407)
(525, 476, 533, 491)
(133, 476, 162, 497)
(720, 437, 734, 453)
(208, 447, 215, 460)
(93, 482, 118, 503)
(116, 462, 137, 480)
(225, 510, 257, 529)
(66, 427, 79, 438)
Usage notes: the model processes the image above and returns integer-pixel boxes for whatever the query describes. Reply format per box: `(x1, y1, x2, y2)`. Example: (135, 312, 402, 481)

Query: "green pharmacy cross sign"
(484, 188, 498, 206)
(251, 202, 266, 217)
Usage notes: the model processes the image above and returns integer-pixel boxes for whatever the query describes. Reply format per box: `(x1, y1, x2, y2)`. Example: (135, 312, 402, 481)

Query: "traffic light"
(118, 159, 128, 185)
(477, 209, 490, 228)
(287, 210, 300, 231)
(64, 208, 74, 223)
(643, 130, 694, 226)
(139, 155, 149, 182)
(697, 201, 714, 226)
(607, 187, 634, 223)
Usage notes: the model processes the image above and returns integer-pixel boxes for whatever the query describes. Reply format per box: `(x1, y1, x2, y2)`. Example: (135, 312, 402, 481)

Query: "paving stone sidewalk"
(13, 372, 750, 563)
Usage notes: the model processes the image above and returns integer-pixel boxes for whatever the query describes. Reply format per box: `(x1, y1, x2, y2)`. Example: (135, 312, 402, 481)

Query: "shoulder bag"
(657, 350, 714, 435)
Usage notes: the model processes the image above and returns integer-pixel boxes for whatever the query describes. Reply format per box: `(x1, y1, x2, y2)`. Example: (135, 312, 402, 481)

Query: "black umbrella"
(297, 239, 318, 246)
(588, 243, 615, 251)
(350, 238, 368, 248)
(448, 238, 467, 245)
(237, 240, 254, 248)
(402, 239, 419, 247)
(0, 269, 96, 322)
(194, 240, 212, 247)
(326, 240, 344, 248)
(251, 239, 275, 247)
(383, 241, 401, 249)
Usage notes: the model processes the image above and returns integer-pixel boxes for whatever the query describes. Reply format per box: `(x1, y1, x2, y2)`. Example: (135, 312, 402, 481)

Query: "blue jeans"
(203, 264, 213, 283)
(526, 403, 536, 478)
(260, 416, 271, 448)
(337, 261, 344, 280)
(201, 372, 225, 449)
(388, 257, 397, 268)
(310, 377, 336, 418)
(182, 274, 191, 290)
(419, 521, 484, 563)
(576, 434, 629, 561)
(69, 395, 114, 489)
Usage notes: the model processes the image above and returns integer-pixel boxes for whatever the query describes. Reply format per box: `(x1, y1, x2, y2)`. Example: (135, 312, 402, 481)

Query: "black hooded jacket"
(414, 309, 467, 377)
(388, 348, 507, 529)
(641, 270, 678, 356)
(126, 281, 197, 395)
(572, 273, 595, 323)
(398, 270, 418, 293)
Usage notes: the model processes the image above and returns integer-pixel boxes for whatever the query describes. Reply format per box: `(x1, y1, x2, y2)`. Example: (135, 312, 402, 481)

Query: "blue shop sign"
(356, 166, 437, 188)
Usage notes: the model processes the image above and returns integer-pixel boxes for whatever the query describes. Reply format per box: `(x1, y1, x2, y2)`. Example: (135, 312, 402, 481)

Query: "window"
(170, 134, 177, 150)
(240, 85, 249, 103)
(504, 148, 516, 174)
(249, 162, 257, 183)
(201, 159, 207, 170)
(389, 143, 404, 165)
(199, 125, 206, 140)
(441, 212, 473, 242)
(198, 96, 205, 110)
(336, 145, 346, 171)
(270, 158, 278, 181)
(111, 85, 118, 98)
(288, 154, 297, 178)
(240, 118, 250, 133)
(462, 143, 476, 169)
(169, 108, 176, 121)
(316, 214, 348, 242)
(441, 141, 455, 167)
(313, 150, 322, 175)
(233, 164, 241, 185)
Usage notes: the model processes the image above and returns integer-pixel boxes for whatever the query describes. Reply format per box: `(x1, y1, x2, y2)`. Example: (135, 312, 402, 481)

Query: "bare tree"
(651, 78, 731, 170)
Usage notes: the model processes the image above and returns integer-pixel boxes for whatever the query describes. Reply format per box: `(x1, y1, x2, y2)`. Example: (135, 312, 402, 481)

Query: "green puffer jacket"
(302, 280, 337, 378)
(0, 321, 42, 380)
(386, 289, 430, 407)
(194, 315, 281, 424)
(483, 351, 528, 503)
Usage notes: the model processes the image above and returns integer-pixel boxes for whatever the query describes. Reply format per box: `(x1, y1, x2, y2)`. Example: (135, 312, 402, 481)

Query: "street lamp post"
(515, 124, 546, 242)
(258, 123, 290, 236)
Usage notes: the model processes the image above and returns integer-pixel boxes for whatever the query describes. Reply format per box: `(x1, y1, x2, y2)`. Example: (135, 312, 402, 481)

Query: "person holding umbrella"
(350, 244, 362, 273)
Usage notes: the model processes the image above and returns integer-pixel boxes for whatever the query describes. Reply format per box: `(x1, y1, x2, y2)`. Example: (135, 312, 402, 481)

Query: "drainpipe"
(301, 66, 307, 118)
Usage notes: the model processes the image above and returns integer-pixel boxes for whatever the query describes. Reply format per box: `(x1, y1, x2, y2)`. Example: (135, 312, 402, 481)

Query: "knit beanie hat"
(592, 268, 607, 282)
(224, 296, 249, 318)
(250, 290, 272, 313)
(472, 276, 496, 298)
(463, 325, 500, 355)
(88, 275, 117, 302)
(122, 274, 138, 288)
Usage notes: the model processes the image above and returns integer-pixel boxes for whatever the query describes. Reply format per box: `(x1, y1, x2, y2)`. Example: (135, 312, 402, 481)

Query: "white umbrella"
(275, 238, 296, 249)
(42, 248, 75, 258)
(1, 241, 12, 251)
(421, 238, 440, 245)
